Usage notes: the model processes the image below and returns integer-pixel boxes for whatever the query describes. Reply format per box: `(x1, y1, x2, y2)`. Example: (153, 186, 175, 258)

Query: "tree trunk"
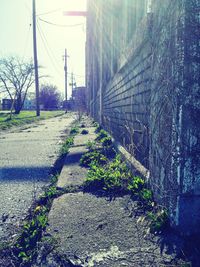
(14, 95, 22, 114)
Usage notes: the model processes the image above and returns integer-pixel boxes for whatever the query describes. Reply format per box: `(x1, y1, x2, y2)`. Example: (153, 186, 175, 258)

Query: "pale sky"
(0, 0, 86, 99)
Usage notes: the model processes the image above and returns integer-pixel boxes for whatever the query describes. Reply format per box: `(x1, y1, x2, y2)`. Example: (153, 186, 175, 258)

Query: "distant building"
(72, 86, 86, 112)
(2, 98, 12, 110)
(23, 98, 35, 110)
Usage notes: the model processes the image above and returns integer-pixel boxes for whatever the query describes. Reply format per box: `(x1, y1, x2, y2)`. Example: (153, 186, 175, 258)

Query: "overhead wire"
(36, 19, 63, 79)
(38, 18, 84, 28)
(23, 0, 31, 15)
(36, 20, 85, 88)
(37, 8, 63, 16)
(22, 23, 32, 60)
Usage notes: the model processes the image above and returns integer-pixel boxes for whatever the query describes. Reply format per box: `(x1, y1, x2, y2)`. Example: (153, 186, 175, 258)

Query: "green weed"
(139, 188, 153, 203)
(95, 124, 102, 133)
(84, 154, 131, 191)
(86, 140, 97, 151)
(60, 136, 74, 155)
(127, 176, 145, 193)
(50, 174, 59, 184)
(93, 121, 99, 128)
(44, 186, 58, 199)
(80, 150, 108, 167)
(100, 136, 112, 147)
(96, 129, 108, 141)
(16, 207, 48, 264)
(70, 127, 79, 135)
(81, 129, 89, 135)
(147, 209, 169, 233)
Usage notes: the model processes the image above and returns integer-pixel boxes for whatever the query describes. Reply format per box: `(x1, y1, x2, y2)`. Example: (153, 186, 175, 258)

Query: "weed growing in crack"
(15, 206, 49, 265)
(86, 140, 97, 151)
(147, 208, 169, 234)
(139, 188, 153, 205)
(84, 154, 131, 191)
(81, 129, 89, 135)
(93, 121, 99, 128)
(127, 176, 145, 194)
(70, 127, 79, 135)
(82, 126, 169, 234)
(95, 124, 102, 133)
(96, 129, 109, 141)
(60, 136, 74, 155)
(14, 184, 69, 266)
(80, 150, 108, 167)
(50, 174, 59, 184)
(100, 136, 112, 147)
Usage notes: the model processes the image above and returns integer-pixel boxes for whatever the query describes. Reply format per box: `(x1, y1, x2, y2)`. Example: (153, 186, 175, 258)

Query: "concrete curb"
(57, 126, 96, 189)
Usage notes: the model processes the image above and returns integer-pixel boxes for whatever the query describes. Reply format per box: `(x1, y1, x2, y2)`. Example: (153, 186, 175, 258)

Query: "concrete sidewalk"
(0, 113, 76, 241)
(43, 119, 182, 267)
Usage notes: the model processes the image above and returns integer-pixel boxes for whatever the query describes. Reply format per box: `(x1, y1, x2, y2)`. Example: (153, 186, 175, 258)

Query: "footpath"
(35, 116, 186, 267)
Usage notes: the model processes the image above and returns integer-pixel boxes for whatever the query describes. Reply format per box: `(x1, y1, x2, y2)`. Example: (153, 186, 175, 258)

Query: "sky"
(0, 0, 86, 99)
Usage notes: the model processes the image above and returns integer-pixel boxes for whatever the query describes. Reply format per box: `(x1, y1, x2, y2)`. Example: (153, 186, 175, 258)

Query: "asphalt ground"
(0, 113, 75, 241)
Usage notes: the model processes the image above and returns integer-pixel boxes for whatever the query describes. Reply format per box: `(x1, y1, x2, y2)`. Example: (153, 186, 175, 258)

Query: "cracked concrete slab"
(47, 192, 175, 267)
(57, 127, 96, 188)
(46, 122, 181, 266)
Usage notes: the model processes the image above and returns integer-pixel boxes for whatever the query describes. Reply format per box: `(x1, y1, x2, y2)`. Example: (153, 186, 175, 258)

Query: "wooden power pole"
(32, 0, 40, 116)
(63, 49, 68, 101)
(70, 72, 76, 98)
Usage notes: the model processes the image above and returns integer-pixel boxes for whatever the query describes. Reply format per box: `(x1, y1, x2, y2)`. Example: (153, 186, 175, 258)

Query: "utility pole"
(32, 0, 40, 116)
(63, 49, 68, 101)
(70, 72, 76, 98)
(71, 72, 74, 93)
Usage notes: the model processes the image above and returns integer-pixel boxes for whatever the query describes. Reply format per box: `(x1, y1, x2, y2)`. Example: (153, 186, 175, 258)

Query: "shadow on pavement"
(0, 166, 51, 182)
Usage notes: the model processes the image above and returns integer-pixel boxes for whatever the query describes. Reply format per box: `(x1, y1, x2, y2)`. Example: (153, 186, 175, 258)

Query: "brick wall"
(86, 0, 200, 234)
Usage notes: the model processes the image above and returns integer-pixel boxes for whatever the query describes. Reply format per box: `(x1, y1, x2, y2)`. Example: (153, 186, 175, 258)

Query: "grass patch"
(0, 110, 65, 131)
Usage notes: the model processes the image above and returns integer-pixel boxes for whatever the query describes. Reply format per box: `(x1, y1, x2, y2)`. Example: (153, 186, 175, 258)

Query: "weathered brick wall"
(103, 40, 151, 166)
(149, 0, 200, 233)
(87, 0, 151, 165)
(86, 0, 200, 234)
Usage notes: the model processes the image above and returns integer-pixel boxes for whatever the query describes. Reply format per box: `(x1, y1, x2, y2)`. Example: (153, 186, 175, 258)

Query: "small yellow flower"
(34, 206, 41, 213)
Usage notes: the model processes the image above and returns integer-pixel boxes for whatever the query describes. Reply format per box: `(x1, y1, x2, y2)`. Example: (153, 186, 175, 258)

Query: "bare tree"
(40, 84, 62, 110)
(0, 56, 35, 114)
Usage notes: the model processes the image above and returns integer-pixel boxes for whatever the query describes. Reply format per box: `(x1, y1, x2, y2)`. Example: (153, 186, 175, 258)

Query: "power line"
(36, 20, 63, 78)
(22, 23, 32, 60)
(38, 18, 84, 28)
(37, 8, 63, 16)
(36, 22, 85, 87)
(23, 0, 31, 15)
